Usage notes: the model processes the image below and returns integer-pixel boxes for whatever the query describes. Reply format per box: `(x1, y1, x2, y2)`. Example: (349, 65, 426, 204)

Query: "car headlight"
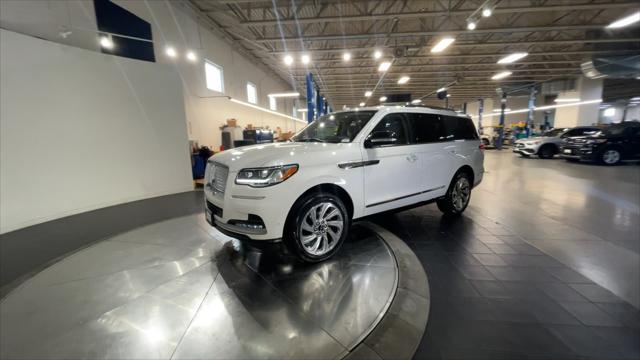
(235, 164, 298, 187)
(586, 139, 607, 145)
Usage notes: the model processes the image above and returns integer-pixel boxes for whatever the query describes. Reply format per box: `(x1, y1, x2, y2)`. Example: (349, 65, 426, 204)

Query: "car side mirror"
(365, 130, 398, 148)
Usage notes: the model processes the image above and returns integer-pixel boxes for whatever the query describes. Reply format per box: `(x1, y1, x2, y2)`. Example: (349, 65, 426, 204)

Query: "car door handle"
(406, 154, 418, 162)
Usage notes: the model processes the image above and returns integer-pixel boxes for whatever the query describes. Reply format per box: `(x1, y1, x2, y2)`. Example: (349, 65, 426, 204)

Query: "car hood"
(208, 141, 360, 171)
(516, 136, 554, 144)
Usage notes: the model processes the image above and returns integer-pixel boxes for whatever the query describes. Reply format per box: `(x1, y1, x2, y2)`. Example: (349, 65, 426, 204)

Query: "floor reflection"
(0, 217, 397, 359)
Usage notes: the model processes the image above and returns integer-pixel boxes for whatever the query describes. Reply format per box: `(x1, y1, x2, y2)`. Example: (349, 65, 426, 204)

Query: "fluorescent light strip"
(491, 71, 512, 80)
(554, 98, 580, 103)
(497, 52, 528, 64)
(268, 92, 300, 98)
(473, 99, 602, 118)
(229, 98, 306, 123)
(378, 61, 392, 72)
(606, 12, 640, 29)
(431, 37, 455, 53)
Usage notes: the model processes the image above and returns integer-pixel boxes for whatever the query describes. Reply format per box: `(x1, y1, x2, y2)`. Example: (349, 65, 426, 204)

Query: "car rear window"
(443, 116, 479, 141)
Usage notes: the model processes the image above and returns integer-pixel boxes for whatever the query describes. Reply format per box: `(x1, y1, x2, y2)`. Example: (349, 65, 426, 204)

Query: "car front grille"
(208, 163, 229, 195)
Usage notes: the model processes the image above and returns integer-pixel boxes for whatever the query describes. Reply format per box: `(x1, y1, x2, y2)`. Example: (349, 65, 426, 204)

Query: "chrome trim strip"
(231, 195, 266, 200)
(338, 160, 380, 169)
(366, 185, 446, 208)
(214, 219, 267, 235)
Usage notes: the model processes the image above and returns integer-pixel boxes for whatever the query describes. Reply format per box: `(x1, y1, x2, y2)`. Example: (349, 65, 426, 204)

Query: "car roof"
(333, 105, 466, 117)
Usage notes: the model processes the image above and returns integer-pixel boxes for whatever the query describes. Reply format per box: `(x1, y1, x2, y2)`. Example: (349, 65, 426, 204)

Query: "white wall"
(0, 0, 306, 151)
(0, 29, 193, 233)
(555, 78, 603, 127)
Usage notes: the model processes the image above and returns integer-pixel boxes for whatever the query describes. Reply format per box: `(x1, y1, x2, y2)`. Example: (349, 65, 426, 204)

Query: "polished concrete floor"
(0, 216, 397, 359)
(372, 151, 640, 359)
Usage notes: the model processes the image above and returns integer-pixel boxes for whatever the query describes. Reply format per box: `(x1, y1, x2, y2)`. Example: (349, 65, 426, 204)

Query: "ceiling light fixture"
(467, 21, 477, 30)
(373, 50, 383, 59)
(491, 71, 512, 80)
(165, 46, 177, 58)
(437, 87, 447, 93)
(497, 52, 528, 64)
(555, 98, 581, 103)
(268, 92, 300, 98)
(482, 8, 492, 17)
(378, 61, 391, 72)
(431, 37, 455, 53)
(297, 109, 308, 113)
(379, 96, 387, 102)
(365, 91, 373, 97)
(99, 36, 113, 49)
(411, 99, 422, 104)
(186, 51, 197, 62)
(301, 54, 310, 64)
(343, 52, 352, 61)
(606, 12, 640, 29)
(284, 55, 294, 66)
(493, 108, 512, 112)
(398, 76, 410, 84)
(359, 102, 365, 107)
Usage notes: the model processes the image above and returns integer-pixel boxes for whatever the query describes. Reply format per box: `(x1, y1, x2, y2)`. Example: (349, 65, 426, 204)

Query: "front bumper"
(204, 171, 296, 241)
(559, 145, 597, 161)
(512, 143, 539, 155)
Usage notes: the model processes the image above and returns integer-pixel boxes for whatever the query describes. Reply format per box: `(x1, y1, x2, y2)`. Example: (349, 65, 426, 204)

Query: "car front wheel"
(437, 172, 472, 216)
(285, 193, 349, 262)
(600, 148, 621, 165)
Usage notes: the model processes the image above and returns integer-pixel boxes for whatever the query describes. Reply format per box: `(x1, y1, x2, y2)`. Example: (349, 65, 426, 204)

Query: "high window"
(204, 60, 223, 93)
(247, 82, 258, 104)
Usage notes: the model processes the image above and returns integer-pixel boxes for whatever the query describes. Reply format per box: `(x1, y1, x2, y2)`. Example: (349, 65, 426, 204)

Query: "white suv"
(204, 106, 484, 262)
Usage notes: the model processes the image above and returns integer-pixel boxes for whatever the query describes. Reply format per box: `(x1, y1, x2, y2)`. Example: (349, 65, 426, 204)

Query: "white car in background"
(204, 107, 484, 262)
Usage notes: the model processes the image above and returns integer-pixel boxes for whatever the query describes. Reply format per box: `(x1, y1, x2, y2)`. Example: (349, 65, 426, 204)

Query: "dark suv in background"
(561, 121, 640, 165)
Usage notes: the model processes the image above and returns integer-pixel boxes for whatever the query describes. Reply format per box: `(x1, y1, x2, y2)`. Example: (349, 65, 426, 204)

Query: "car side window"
(368, 113, 408, 146)
(443, 116, 479, 141)
(406, 113, 446, 143)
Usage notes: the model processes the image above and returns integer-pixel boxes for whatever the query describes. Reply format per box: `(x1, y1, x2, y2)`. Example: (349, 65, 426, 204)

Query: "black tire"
(284, 192, 349, 263)
(482, 138, 490, 146)
(437, 171, 472, 216)
(538, 144, 556, 159)
(599, 147, 622, 165)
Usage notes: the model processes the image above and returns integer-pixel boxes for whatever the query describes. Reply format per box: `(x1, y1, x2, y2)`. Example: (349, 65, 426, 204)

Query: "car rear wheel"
(600, 148, 621, 165)
(437, 171, 472, 216)
(285, 193, 349, 262)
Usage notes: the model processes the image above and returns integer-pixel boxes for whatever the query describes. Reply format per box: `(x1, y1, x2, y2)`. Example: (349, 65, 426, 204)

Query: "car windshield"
(601, 123, 638, 136)
(292, 111, 377, 143)
(540, 128, 565, 137)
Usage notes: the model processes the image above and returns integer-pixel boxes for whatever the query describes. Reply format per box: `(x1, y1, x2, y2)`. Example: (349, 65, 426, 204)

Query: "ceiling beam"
(266, 40, 640, 54)
(230, 3, 637, 27)
(252, 24, 608, 43)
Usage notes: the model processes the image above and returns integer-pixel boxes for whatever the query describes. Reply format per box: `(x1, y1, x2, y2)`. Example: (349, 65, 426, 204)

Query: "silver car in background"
(513, 126, 601, 159)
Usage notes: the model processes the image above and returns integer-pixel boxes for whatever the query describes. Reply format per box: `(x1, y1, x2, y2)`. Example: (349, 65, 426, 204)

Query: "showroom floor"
(372, 151, 640, 359)
(1, 151, 638, 360)
(0, 217, 398, 359)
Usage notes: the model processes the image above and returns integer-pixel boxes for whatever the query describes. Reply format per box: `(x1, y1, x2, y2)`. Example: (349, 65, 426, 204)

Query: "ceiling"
(186, 0, 639, 109)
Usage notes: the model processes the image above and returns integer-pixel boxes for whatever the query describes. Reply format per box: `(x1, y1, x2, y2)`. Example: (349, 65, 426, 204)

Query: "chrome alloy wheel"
(451, 177, 471, 212)
(602, 149, 620, 164)
(299, 202, 344, 256)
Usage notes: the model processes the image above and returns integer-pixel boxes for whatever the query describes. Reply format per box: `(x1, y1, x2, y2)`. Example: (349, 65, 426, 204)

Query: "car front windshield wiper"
(295, 138, 326, 143)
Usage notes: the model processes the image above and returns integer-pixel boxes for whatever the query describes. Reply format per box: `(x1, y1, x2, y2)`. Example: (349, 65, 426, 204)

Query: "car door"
(405, 112, 452, 199)
(362, 112, 423, 214)
(622, 127, 640, 159)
